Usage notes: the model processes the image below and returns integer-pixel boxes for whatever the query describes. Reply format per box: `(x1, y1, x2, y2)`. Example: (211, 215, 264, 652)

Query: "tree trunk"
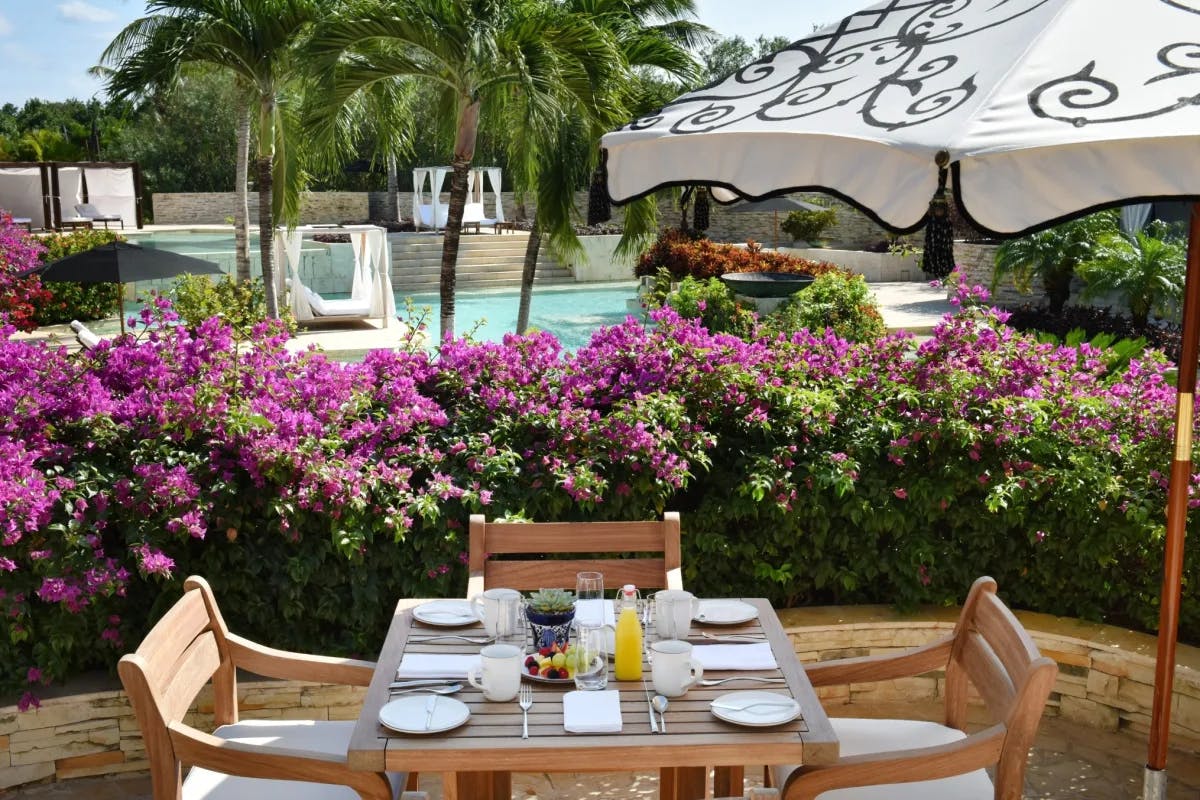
(517, 217, 541, 334)
(234, 99, 252, 283)
(1044, 263, 1073, 314)
(386, 152, 400, 223)
(257, 154, 279, 317)
(257, 95, 280, 319)
(438, 100, 481, 342)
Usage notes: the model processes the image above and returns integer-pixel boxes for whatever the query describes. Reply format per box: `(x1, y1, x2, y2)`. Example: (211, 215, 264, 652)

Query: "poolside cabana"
(412, 166, 504, 231)
(0, 161, 143, 231)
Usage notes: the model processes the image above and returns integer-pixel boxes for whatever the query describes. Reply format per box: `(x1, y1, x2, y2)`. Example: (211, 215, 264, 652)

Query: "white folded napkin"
(575, 599, 615, 626)
(396, 653, 481, 679)
(691, 643, 778, 671)
(563, 689, 623, 733)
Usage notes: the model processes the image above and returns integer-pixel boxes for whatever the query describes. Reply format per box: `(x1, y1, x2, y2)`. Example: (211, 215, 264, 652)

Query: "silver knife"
(642, 676, 658, 733)
(391, 678, 460, 688)
(424, 695, 437, 730)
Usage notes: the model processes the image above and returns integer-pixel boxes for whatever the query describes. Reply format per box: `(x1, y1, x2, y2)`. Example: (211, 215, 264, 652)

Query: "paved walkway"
(10, 710, 1200, 799)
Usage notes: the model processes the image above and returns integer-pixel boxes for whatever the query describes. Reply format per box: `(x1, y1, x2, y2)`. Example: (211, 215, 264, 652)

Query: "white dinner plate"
(709, 691, 800, 727)
(412, 600, 482, 627)
(379, 694, 470, 734)
(693, 599, 758, 625)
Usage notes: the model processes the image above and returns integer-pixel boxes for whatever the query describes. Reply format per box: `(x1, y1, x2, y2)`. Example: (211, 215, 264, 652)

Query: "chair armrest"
(226, 632, 376, 686)
(803, 634, 953, 687)
(778, 725, 1005, 800)
(169, 723, 396, 800)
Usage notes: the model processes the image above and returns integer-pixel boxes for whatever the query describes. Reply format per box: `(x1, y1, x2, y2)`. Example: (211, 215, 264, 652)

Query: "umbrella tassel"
(693, 187, 711, 232)
(921, 150, 956, 279)
(587, 156, 612, 226)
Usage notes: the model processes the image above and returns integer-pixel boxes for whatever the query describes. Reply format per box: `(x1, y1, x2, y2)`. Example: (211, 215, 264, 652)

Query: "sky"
(0, 0, 870, 107)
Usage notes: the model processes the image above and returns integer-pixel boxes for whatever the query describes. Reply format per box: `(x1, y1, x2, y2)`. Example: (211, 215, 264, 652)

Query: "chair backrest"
(468, 513, 683, 592)
(944, 577, 1058, 797)
(118, 577, 238, 799)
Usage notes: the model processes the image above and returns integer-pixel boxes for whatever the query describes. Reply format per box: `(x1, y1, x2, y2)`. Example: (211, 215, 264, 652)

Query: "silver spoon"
(651, 694, 669, 732)
(388, 683, 463, 696)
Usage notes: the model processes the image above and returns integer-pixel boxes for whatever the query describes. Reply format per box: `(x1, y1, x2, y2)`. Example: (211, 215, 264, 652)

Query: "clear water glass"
(575, 571, 605, 625)
(574, 622, 609, 690)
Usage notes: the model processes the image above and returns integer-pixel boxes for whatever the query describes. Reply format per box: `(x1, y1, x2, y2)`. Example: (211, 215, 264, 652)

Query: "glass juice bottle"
(613, 584, 643, 680)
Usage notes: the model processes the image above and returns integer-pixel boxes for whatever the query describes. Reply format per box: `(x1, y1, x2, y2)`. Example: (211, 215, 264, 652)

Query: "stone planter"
(720, 271, 815, 298)
(780, 247, 921, 282)
(565, 235, 637, 282)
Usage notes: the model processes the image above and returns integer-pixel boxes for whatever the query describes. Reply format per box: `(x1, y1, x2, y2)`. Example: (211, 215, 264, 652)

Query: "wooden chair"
(769, 577, 1057, 800)
(120, 575, 423, 800)
(466, 512, 683, 596)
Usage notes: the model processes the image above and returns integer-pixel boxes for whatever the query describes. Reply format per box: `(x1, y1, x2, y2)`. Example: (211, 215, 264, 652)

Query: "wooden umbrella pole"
(118, 282, 125, 336)
(1147, 201, 1200, 780)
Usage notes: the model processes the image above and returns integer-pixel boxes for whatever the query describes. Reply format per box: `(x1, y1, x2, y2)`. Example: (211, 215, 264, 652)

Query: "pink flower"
(893, 488, 908, 500)
(26, 666, 43, 684)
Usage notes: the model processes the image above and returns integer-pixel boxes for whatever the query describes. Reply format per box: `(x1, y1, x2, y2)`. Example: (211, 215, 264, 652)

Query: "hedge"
(1, 296, 1196, 705)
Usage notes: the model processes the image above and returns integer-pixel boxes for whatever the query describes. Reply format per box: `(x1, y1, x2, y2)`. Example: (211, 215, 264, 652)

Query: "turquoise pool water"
(401, 283, 642, 350)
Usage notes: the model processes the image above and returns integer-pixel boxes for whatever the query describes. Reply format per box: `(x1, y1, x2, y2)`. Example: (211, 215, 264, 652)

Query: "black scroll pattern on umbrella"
(623, 0, 1052, 135)
(1029, 1, 1200, 126)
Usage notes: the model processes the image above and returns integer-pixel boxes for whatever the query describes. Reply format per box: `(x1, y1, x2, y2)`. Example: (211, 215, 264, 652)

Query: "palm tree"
(308, 0, 622, 341)
(513, 0, 708, 334)
(992, 211, 1117, 314)
(1077, 229, 1187, 328)
(99, 0, 321, 317)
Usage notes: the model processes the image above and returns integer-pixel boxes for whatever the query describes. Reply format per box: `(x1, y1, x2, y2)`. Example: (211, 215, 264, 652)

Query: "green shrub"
(173, 274, 296, 334)
(780, 205, 838, 244)
(658, 274, 756, 336)
(764, 273, 886, 342)
(32, 230, 123, 325)
(636, 228, 845, 281)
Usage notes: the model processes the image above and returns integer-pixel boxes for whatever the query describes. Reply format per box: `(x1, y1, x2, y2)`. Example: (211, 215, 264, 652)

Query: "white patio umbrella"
(603, 1, 1200, 796)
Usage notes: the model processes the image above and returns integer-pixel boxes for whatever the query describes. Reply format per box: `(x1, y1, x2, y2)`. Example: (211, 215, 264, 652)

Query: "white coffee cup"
(653, 590, 699, 640)
(650, 639, 704, 697)
(467, 643, 522, 701)
(472, 588, 523, 643)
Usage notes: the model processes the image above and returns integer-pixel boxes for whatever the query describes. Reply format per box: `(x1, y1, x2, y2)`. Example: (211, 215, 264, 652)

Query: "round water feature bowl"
(720, 272, 815, 298)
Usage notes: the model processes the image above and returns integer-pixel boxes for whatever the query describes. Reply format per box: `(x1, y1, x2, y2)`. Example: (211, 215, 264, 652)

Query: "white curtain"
(487, 167, 504, 222)
(57, 167, 84, 225)
(83, 167, 136, 225)
(276, 228, 312, 322)
(0, 167, 45, 226)
(1120, 203, 1153, 236)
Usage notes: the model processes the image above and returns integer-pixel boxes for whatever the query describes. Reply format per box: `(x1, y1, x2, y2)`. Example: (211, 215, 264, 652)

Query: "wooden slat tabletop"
(348, 598, 838, 775)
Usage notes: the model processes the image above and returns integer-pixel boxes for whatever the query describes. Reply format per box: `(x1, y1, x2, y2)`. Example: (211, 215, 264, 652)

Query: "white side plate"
(709, 690, 800, 727)
(693, 599, 758, 625)
(413, 600, 483, 627)
(379, 694, 470, 734)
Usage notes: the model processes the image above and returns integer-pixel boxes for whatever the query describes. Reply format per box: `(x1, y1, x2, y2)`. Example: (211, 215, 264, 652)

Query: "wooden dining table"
(348, 597, 838, 800)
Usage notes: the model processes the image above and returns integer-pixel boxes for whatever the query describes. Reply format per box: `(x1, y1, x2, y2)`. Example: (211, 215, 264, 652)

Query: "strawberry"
(524, 655, 537, 668)
(528, 665, 539, 675)
(538, 646, 553, 657)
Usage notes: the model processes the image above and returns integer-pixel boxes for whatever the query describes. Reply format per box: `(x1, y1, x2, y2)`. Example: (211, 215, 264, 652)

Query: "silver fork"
(518, 683, 533, 739)
(700, 676, 786, 686)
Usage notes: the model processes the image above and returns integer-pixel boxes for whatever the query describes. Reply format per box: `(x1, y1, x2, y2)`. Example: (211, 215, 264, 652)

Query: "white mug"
(472, 588, 523, 643)
(467, 643, 522, 701)
(650, 639, 704, 697)
(654, 590, 699, 640)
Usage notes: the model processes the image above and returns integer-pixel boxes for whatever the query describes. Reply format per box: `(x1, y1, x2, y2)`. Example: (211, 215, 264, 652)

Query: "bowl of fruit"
(523, 641, 581, 684)
(524, 588, 576, 649)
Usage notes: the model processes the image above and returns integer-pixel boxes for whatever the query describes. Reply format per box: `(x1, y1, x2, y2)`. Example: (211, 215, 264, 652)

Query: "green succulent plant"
(526, 588, 576, 614)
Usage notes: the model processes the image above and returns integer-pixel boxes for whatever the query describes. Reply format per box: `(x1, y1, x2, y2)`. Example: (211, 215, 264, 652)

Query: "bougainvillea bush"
(2, 294, 1197, 703)
(0, 213, 53, 331)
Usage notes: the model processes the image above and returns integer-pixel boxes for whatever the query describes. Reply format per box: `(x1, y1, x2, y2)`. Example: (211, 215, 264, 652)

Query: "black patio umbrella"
(728, 196, 827, 248)
(603, 1, 1200, 793)
(28, 242, 224, 334)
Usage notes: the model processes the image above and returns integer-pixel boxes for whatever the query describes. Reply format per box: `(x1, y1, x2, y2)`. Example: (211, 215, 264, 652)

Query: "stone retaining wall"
(5, 606, 1196, 791)
(151, 191, 888, 251)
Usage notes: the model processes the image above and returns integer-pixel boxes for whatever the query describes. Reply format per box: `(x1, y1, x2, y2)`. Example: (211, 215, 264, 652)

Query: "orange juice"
(614, 605, 643, 680)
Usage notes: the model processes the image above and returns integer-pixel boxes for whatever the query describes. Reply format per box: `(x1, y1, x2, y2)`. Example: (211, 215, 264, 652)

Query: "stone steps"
(388, 233, 574, 293)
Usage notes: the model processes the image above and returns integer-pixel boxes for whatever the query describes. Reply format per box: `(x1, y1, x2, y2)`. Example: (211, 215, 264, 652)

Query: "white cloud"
(0, 13, 12, 36)
(57, 1, 117, 24)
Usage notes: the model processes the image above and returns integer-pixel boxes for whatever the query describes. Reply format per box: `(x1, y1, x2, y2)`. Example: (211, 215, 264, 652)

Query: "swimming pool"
(126, 231, 643, 349)
(402, 283, 642, 350)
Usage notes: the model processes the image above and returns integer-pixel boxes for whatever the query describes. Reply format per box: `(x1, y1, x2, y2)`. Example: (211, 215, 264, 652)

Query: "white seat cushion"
(773, 718, 995, 800)
(183, 719, 404, 800)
